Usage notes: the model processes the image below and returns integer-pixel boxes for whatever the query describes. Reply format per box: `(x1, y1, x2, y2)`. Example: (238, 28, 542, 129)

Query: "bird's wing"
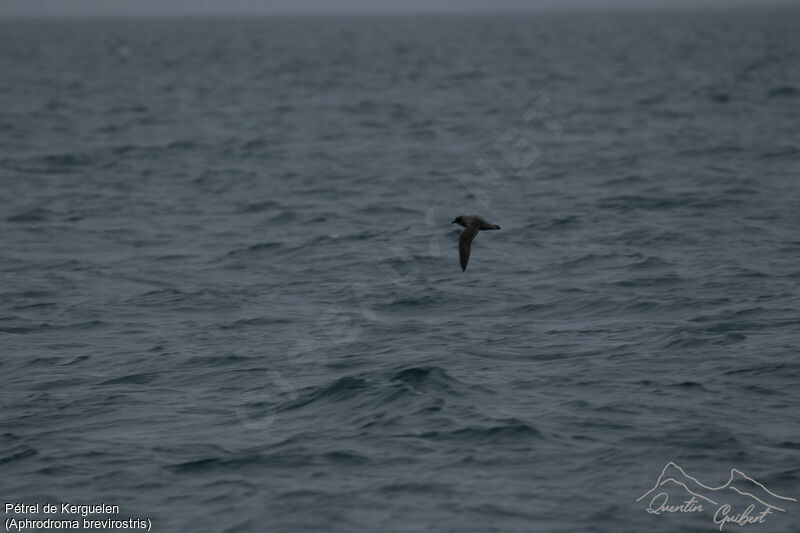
(459, 224, 480, 271)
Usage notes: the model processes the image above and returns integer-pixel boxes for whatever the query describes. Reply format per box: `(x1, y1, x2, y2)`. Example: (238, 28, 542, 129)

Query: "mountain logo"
(637, 462, 796, 530)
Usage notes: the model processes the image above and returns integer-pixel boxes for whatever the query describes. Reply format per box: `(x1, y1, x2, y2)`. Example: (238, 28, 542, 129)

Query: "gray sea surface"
(1, 8, 799, 532)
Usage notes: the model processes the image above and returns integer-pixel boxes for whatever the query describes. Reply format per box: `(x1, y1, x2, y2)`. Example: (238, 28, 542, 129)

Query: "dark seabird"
(451, 215, 501, 272)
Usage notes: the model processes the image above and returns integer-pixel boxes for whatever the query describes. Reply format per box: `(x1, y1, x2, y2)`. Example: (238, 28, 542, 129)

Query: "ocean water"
(1, 8, 800, 532)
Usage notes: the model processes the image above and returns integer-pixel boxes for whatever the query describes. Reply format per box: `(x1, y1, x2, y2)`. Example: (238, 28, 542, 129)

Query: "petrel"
(451, 215, 501, 272)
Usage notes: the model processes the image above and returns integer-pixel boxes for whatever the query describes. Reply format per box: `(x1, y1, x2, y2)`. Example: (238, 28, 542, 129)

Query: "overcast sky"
(0, 0, 796, 17)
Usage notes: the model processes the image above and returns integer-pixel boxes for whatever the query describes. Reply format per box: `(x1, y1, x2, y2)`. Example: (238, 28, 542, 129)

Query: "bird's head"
(451, 216, 465, 227)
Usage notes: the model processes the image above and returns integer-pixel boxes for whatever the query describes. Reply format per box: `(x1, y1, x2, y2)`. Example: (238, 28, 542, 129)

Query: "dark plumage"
(451, 215, 501, 271)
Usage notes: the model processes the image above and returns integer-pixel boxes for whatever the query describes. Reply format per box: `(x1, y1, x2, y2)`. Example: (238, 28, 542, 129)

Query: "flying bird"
(451, 215, 501, 271)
